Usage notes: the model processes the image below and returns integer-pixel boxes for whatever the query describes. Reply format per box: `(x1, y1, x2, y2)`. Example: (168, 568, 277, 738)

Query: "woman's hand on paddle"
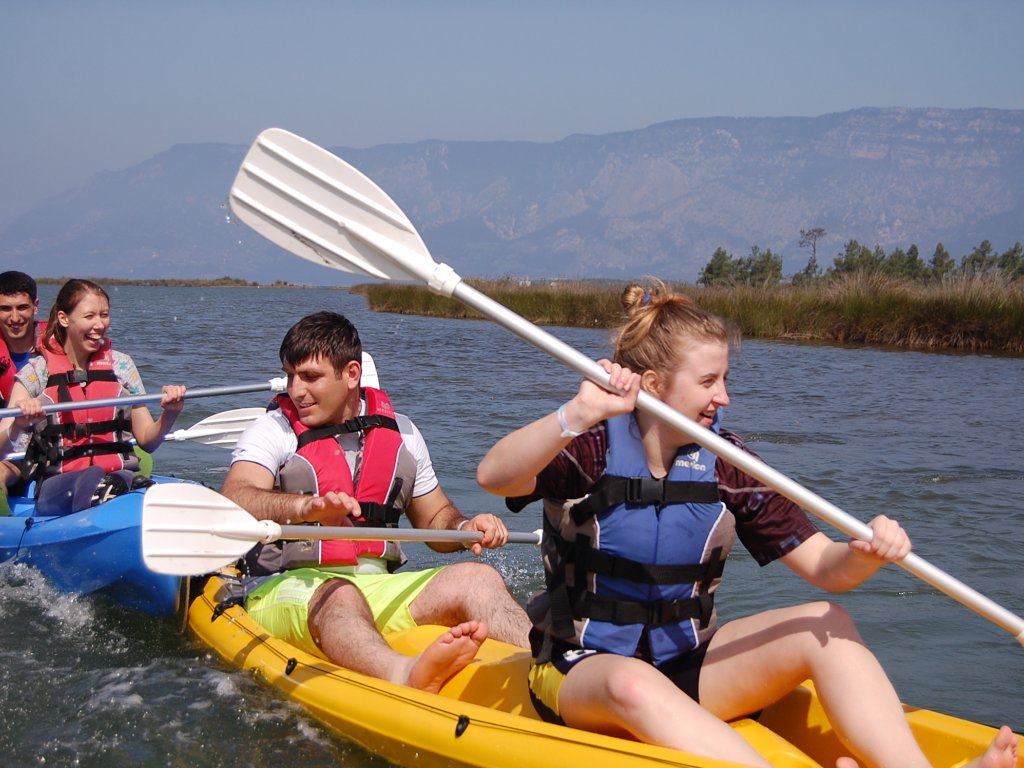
(564, 360, 641, 431)
(849, 515, 912, 563)
(459, 513, 509, 556)
(302, 491, 360, 527)
(12, 397, 46, 430)
(159, 385, 187, 415)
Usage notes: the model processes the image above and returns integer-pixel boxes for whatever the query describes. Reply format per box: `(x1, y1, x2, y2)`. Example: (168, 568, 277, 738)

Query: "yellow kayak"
(189, 574, 1018, 768)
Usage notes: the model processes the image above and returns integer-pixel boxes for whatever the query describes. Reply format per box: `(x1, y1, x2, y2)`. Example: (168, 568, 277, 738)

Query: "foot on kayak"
(964, 726, 1018, 768)
(834, 725, 1017, 768)
(405, 621, 488, 694)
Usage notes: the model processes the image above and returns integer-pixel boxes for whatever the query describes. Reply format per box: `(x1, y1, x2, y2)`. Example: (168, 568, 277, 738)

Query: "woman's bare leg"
(699, 601, 1018, 768)
(557, 653, 770, 767)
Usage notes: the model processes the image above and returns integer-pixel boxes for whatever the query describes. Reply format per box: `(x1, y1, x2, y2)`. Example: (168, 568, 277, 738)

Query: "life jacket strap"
(579, 591, 714, 629)
(356, 500, 403, 527)
(554, 530, 724, 586)
(570, 474, 720, 525)
(295, 414, 400, 449)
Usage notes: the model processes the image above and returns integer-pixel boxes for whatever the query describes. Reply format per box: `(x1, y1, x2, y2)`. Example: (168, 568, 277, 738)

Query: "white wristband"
(557, 403, 585, 439)
(456, 518, 473, 549)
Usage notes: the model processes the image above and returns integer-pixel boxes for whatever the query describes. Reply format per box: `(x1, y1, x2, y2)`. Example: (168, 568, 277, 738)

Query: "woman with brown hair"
(478, 281, 1016, 768)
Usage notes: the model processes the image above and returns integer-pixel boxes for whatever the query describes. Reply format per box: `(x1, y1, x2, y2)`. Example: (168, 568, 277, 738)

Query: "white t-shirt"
(230, 399, 439, 499)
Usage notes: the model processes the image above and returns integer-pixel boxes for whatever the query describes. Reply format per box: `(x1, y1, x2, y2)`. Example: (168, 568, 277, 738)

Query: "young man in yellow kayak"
(221, 311, 531, 693)
(477, 282, 1018, 768)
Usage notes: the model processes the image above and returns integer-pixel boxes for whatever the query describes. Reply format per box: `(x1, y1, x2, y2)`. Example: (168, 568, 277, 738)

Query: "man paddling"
(221, 311, 530, 693)
(0, 271, 45, 497)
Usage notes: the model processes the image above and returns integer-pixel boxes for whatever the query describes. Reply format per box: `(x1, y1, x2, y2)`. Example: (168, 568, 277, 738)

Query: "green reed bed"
(357, 275, 1024, 355)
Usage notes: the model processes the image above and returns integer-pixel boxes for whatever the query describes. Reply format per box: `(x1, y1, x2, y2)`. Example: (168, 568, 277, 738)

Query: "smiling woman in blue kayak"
(477, 281, 1018, 768)
(0, 278, 186, 507)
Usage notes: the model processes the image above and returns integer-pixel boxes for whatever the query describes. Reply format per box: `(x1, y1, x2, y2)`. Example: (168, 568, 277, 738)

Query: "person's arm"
(404, 485, 509, 556)
(781, 516, 912, 592)
(0, 380, 43, 456)
(220, 459, 359, 527)
(130, 385, 186, 451)
(477, 360, 640, 497)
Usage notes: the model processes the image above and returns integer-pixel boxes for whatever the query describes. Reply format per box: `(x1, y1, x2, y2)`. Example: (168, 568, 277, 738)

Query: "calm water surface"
(1, 285, 1021, 766)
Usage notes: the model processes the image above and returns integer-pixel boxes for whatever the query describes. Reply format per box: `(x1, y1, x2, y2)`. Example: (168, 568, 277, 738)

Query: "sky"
(2, 0, 1023, 224)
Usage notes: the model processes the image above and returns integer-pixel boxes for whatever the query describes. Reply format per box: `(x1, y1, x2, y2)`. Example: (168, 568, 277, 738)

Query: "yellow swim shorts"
(245, 566, 444, 658)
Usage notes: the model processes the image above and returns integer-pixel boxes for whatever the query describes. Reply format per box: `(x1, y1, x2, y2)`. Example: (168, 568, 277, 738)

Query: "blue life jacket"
(535, 411, 735, 666)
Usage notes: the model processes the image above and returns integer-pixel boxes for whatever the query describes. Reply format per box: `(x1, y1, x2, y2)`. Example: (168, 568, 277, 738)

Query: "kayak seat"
(34, 466, 106, 517)
(33, 468, 153, 517)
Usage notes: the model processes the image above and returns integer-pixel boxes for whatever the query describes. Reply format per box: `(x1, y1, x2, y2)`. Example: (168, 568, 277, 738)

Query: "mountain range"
(2, 107, 1022, 285)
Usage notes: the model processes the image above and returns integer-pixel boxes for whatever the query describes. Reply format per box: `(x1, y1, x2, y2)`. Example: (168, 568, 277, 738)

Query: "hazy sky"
(2, 0, 1022, 223)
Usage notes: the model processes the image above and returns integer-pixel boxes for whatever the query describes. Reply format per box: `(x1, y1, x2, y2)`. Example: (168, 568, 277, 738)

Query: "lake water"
(1, 284, 1021, 766)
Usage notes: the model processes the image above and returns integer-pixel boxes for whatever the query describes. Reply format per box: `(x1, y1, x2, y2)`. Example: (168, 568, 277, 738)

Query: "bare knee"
(789, 601, 866, 662)
(811, 601, 861, 640)
(600, 662, 655, 715)
(411, 561, 514, 625)
(439, 561, 512, 605)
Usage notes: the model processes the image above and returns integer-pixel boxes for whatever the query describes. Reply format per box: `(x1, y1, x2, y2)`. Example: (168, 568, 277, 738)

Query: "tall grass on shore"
(356, 274, 1024, 355)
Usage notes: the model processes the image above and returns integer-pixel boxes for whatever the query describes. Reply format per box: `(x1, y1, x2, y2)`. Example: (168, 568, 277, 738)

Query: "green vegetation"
(699, 236, 1024, 288)
(354, 278, 628, 327)
(356, 271, 1024, 356)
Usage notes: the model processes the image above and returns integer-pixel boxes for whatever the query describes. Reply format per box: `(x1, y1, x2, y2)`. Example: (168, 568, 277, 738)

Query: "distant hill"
(2, 108, 1022, 283)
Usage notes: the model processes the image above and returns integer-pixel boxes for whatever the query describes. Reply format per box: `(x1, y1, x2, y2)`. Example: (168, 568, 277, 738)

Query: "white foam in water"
(0, 563, 98, 634)
(87, 677, 145, 709)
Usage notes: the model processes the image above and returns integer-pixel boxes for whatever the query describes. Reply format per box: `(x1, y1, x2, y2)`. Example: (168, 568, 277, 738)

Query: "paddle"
(226, 127, 1024, 646)
(0, 378, 287, 420)
(3, 407, 265, 463)
(141, 483, 541, 575)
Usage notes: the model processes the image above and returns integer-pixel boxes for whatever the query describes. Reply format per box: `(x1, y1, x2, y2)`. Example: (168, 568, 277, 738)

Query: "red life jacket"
(273, 387, 410, 567)
(0, 320, 45, 407)
(0, 342, 13, 408)
(25, 336, 134, 479)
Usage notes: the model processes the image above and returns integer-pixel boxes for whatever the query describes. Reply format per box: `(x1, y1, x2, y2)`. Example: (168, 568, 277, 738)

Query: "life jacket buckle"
(625, 476, 663, 505)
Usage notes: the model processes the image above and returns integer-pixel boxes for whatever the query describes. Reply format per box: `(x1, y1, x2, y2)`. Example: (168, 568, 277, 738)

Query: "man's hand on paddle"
(301, 492, 360, 527)
(458, 513, 509, 556)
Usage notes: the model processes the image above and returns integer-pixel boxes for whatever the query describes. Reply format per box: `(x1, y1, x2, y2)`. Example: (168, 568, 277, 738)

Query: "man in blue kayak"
(0, 271, 46, 501)
(221, 311, 530, 693)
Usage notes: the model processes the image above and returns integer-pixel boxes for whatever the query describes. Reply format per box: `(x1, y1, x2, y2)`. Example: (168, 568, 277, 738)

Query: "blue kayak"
(1, 473, 185, 616)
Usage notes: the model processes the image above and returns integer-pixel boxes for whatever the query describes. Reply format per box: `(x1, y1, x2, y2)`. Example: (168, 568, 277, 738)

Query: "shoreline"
(353, 275, 1024, 357)
(35, 276, 342, 289)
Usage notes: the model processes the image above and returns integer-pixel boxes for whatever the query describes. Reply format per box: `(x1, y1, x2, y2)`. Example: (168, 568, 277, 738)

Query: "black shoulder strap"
(571, 473, 720, 525)
(295, 414, 400, 450)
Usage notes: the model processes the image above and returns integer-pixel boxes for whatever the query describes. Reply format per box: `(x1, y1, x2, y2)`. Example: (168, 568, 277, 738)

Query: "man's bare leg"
(408, 561, 531, 648)
(308, 579, 486, 692)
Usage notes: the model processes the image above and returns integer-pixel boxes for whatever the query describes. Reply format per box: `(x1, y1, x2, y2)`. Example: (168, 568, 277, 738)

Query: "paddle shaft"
(0, 380, 284, 420)
(249, 522, 539, 546)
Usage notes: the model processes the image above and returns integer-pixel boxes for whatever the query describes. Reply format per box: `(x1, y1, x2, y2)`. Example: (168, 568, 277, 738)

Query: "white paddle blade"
(360, 351, 380, 389)
(142, 483, 278, 576)
(229, 128, 453, 290)
(167, 407, 265, 447)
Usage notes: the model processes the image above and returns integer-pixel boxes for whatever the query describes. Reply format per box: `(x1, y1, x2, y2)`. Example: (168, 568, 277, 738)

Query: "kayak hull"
(2, 475, 184, 616)
(190, 573, 1019, 768)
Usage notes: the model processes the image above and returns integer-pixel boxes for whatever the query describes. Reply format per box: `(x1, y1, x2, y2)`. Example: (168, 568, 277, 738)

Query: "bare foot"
(963, 726, 1019, 768)
(835, 758, 860, 768)
(404, 621, 488, 694)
